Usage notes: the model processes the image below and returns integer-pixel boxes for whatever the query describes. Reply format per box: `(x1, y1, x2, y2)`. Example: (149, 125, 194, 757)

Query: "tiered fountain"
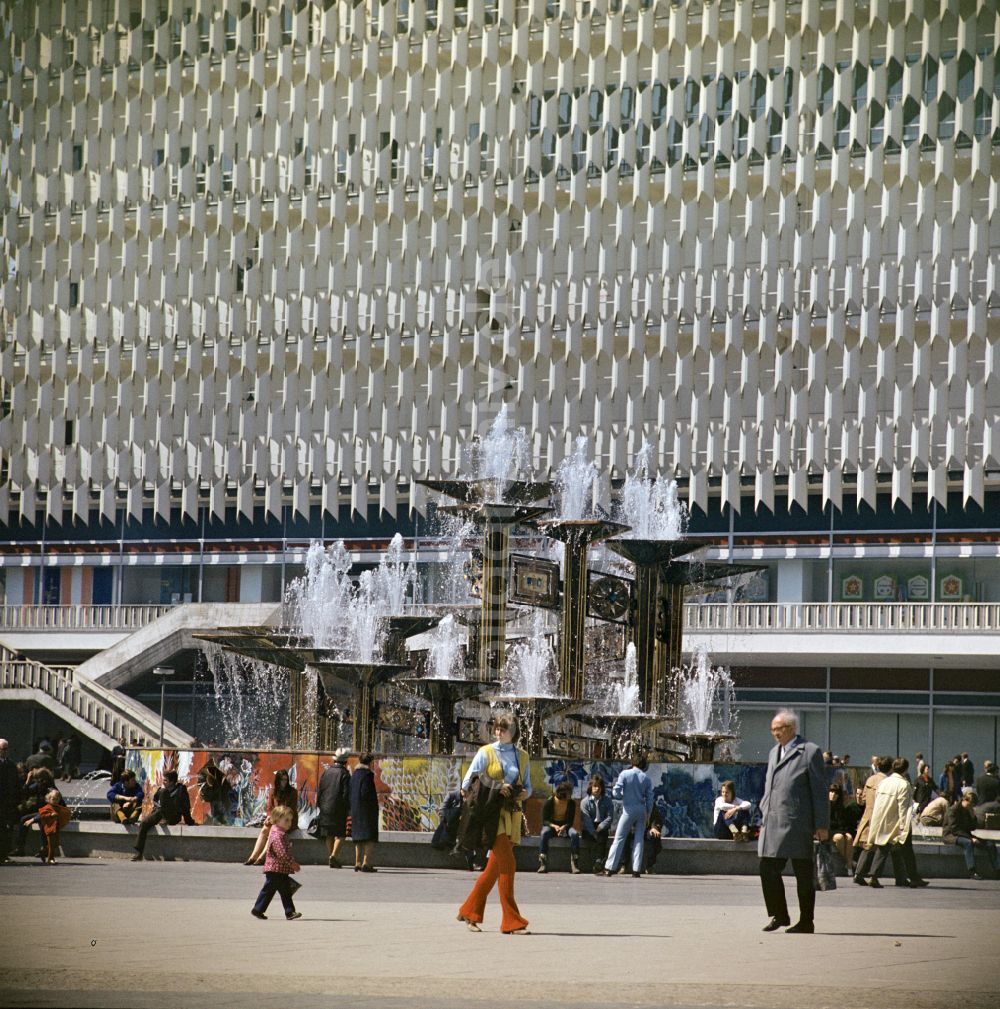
(535, 438, 626, 701)
(197, 415, 753, 763)
(196, 535, 440, 753)
(418, 406, 551, 682)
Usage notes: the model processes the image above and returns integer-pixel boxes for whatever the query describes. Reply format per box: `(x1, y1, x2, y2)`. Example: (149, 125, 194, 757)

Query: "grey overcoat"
(757, 737, 830, 859)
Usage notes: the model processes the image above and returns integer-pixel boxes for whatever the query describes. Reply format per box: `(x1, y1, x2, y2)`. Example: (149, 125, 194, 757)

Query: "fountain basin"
(418, 477, 553, 505)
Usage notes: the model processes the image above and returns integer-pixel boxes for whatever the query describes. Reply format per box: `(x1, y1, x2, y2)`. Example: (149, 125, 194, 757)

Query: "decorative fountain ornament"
(669, 645, 739, 762)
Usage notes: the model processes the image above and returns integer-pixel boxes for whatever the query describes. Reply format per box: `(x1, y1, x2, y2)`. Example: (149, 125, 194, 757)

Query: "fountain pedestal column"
(287, 670, 342, 751)
(434, 500, 550, 682)
(606, 539, 703, 718)
(480, 516, 510, 682)
(536, 519, 626, 701)
(312, 662, 411, 754)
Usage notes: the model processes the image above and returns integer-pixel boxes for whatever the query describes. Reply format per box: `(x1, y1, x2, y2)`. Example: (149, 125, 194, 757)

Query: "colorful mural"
(127, 750, 863, 839)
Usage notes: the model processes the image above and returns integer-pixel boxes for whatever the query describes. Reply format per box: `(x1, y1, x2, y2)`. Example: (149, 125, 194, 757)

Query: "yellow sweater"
(480, 743, 530, 843)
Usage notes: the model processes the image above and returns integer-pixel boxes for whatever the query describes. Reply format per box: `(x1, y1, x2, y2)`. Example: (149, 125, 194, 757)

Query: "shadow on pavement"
(819, 932, 955, 938)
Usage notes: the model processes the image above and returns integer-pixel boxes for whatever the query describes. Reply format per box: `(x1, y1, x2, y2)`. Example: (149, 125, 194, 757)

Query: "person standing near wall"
(758, 709, 829, 934)
(316, 747, 352, 868)
(349, 753, 380, 873)
(0, 739, 23, 864)
(602, 752, 654, 878)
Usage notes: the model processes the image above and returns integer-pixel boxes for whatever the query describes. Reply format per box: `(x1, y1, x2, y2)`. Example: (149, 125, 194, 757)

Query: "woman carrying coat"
(349, 753, 379, 872)
(456, 712, 532, 934)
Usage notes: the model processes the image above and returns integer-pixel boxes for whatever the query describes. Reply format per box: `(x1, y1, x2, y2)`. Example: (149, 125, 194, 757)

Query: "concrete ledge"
(51, 823, 976, 877)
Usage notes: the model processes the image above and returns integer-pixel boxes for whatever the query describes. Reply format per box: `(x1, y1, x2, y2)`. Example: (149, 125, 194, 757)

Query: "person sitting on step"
(107, 769, 144, 824)
(713, 780, 752, 840)
(538, 780, 580, 874)
(580, 774, 613, 873)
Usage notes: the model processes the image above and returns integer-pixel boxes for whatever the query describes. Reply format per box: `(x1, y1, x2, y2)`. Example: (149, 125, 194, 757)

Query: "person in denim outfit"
(602, 754, 653, 878)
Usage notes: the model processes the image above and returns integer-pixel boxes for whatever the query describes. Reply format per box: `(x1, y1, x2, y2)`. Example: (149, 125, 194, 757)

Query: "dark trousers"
(134, 809, 166, 854)
(868, 832, 920, 883)
(252, 872, 297, 917)
(15, 814, 41, 853)
(714, 808, 751, 839)
(583, 827, 610, 865)
(759, 856, 816, 925)
(0, 816, 15, 859)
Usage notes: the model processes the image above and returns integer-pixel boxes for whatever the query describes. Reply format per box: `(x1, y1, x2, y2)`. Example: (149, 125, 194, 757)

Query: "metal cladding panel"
(1, 2, 999, 523)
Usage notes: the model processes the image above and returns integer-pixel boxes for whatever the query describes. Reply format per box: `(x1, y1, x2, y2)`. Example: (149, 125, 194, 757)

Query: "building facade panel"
(2, 1, 999, 526)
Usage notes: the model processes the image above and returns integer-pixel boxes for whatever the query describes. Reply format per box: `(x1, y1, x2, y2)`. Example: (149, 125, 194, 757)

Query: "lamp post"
(154, 666, 175, 746)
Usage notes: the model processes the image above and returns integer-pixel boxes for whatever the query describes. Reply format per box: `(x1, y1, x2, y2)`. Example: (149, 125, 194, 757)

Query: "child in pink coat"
(250, 805, 302, 920)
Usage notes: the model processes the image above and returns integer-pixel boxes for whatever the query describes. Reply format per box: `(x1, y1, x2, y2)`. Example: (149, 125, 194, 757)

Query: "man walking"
(758, 709, 829, 934)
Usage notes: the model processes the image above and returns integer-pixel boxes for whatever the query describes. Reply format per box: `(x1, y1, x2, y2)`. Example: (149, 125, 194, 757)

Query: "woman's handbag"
(813, 840, 837, 891)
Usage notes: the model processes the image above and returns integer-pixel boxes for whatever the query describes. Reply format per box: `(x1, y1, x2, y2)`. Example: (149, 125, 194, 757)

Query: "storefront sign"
(939, 575, 963, 601)
(907, 574, 930, 600)
(873, 574, 896, 600)
(841, 574, 863, 600)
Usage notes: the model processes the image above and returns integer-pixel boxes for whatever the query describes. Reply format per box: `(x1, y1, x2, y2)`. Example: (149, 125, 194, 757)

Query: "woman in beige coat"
(861, 758, 928, 888)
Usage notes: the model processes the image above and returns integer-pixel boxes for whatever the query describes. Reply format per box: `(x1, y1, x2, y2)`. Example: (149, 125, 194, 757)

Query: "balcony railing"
(0, 605, 174, 631)
(684, 602, 1000, 633)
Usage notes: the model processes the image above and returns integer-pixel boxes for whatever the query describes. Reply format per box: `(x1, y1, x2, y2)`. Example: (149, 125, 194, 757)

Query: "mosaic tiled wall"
(2, 2, 998, 525)
(128, 748, 864, 837)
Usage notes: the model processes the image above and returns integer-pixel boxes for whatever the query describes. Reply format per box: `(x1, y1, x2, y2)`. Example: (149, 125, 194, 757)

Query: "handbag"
(813, 840, 837, 891)
(305, 812, 321, 838)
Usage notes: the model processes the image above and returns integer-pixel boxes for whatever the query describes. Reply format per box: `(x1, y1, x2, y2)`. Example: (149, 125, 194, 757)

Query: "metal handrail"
(0, 605, 174, 631)
(684, 602, 1000, 633)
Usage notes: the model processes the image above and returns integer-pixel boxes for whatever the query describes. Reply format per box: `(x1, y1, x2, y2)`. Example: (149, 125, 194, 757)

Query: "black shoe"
(910, 879, 930, 887)
(360, 864, 377, 873)
(786, 921, 815, 934)
(762, 917, 790, 932)
(631, 871, 642, 878)
(130, 853, 143, 862)
(852, 876, 867, 886)
(969, 871, 984, 881)
(286, 911, 302, 920)
(868, 878, 882, 888)
(250, 909, 267, 920)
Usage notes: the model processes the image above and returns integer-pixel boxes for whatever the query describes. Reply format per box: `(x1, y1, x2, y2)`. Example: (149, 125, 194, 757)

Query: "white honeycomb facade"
(2, 0, 999, 524)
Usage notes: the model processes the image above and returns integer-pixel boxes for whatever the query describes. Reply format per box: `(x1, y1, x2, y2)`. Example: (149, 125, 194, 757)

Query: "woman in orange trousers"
(457, 713, 531, 934)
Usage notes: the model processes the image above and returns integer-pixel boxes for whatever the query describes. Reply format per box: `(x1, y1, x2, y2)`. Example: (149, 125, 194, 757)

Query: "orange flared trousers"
(457, 833, 528, 933)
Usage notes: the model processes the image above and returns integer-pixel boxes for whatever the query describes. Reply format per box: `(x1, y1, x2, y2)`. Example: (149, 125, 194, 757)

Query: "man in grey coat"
(758, 709, 829, 934)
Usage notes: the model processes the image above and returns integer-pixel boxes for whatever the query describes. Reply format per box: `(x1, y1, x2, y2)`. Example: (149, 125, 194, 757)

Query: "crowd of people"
(2, 718, 997, 932)
(0, 737, 75, 863)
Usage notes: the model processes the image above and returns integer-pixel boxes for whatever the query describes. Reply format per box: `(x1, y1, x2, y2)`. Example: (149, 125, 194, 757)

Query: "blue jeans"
(713, 808, 750, 839)
(605, 807, 646, 873)
(539, 825, 580, 855)
(954, 836, 999, 873)
(253, 873, 297, 917)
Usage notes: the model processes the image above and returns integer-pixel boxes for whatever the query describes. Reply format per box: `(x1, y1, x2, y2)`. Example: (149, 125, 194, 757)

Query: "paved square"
(1, 859, 997, 1008)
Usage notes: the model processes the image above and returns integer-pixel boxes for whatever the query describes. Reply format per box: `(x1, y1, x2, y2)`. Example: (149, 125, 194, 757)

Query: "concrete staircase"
(74, 602, 281, 690)
(0, 645, 194, 750)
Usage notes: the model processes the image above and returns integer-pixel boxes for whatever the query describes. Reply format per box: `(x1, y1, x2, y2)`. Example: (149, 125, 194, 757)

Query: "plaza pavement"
(0, 859, 997, 1009)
